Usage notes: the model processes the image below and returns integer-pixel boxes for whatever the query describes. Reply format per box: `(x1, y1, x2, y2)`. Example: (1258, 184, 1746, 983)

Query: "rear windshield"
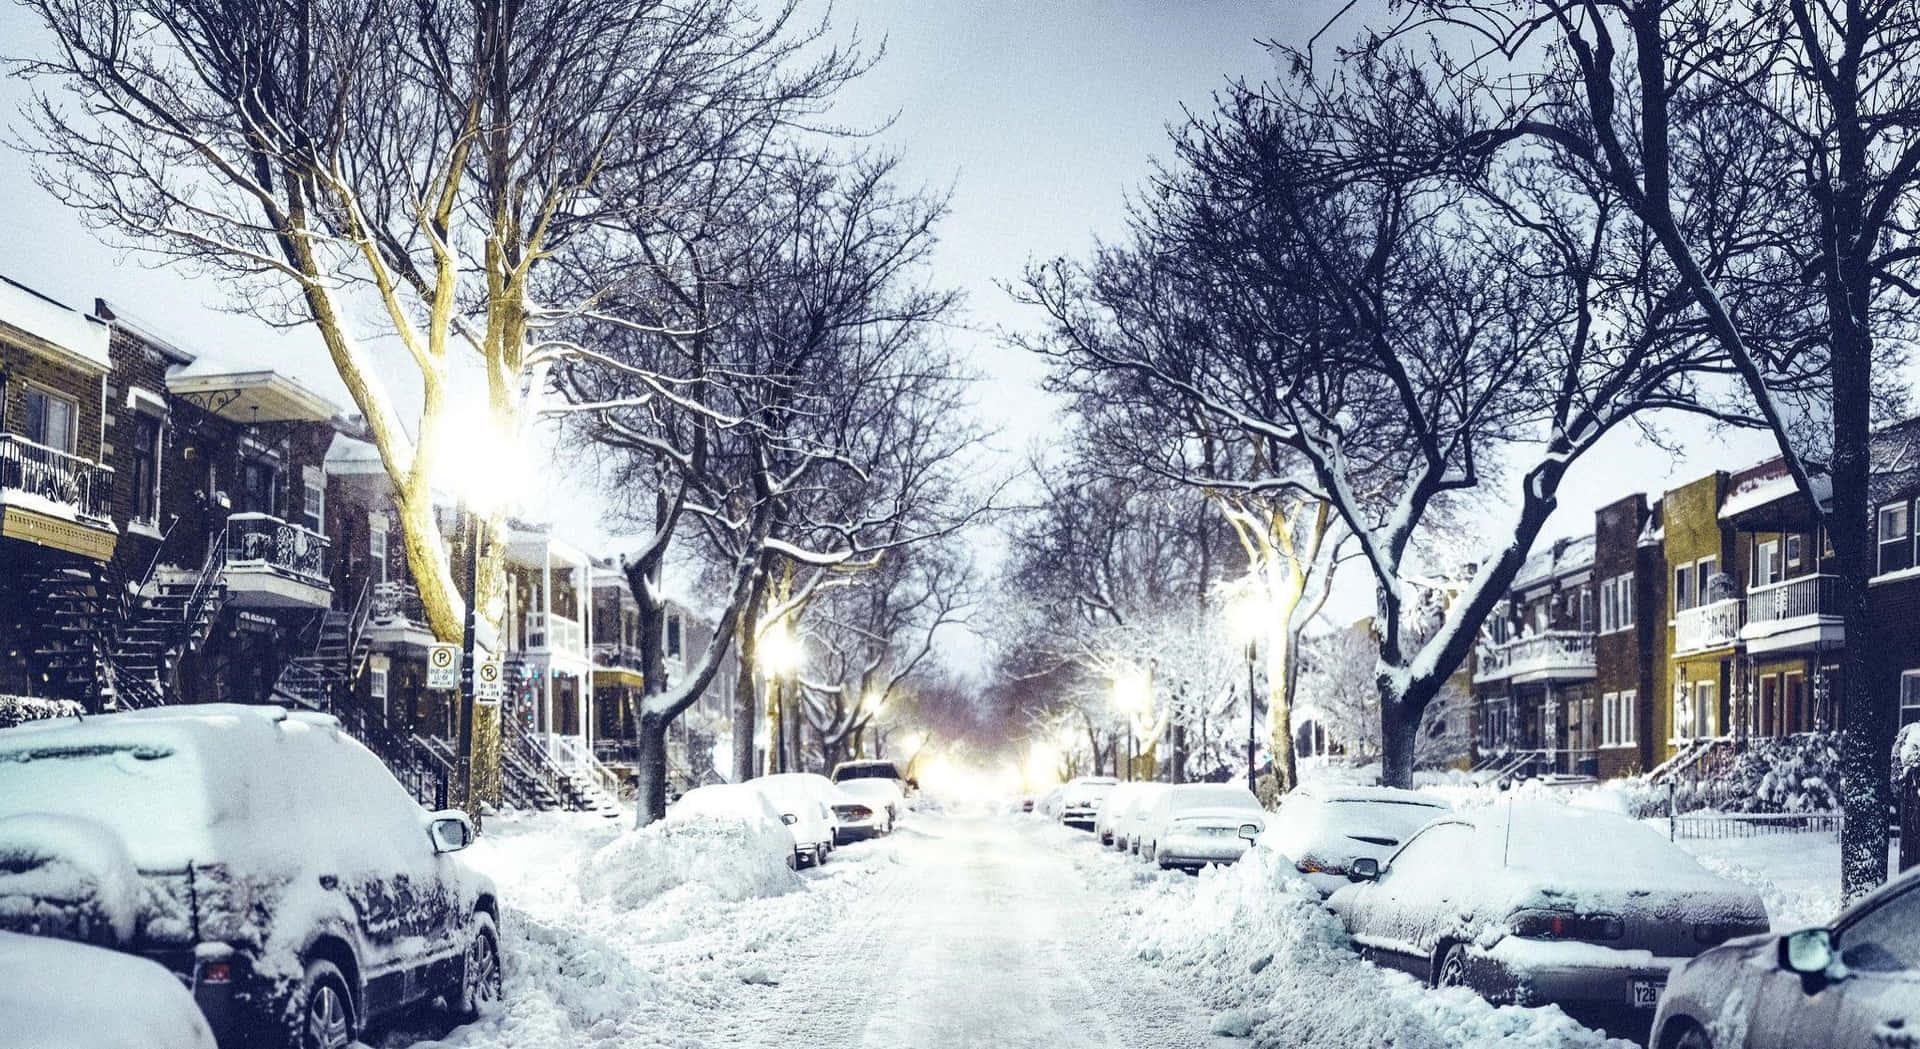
(0, 742, 210, 868)
(833, 763, 901, 782)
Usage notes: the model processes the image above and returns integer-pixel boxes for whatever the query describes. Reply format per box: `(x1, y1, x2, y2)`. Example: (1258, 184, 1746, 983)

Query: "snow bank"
(1105, 843, 1633, 1049)
(0, 931, 215, 1049)
(581, 815, 801, 907)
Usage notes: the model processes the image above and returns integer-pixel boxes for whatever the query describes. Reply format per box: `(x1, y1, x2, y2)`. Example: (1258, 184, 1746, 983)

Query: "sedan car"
(1059, 775, 1119, 830)
(0, 705, 500, 1049)
(755, 772, 845, 846)
(1094, 783, 1147, 846)
(1113, 783, 1169, 854)
(1652, 863, 1919, 1049)
(1136, 783, 1266, 870)
(668, 783, 803, 866)
(1329, 800, 1768, 1038)
(750, 788, 834, 868)
(1260, 785, 1451, 896)
(835, 777, 905, 827)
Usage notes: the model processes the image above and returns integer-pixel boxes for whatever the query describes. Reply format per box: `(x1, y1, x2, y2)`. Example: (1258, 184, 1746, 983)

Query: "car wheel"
(815, 844, 828, 866)
(292, 959, 355, 1049)
(1435, 943, 1469, 990)
(456, 911, 503, 1020)
(1666, 1021, 1712, 1049)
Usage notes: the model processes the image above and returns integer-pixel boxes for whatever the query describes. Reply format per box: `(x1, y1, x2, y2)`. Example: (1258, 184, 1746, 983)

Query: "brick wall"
(0, 336, 104, 462)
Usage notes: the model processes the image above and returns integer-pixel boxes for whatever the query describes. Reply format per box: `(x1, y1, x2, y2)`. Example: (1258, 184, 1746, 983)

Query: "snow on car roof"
(1165, 784, 1261, 809)
(1297, 785, 1450, 808)
(0, 931, 216, 1049)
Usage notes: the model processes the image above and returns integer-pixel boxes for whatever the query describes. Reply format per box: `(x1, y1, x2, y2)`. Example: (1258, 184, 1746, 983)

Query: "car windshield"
(1170, 786, 1260, 812)
(835, 763, 901, 782)
(1325, 800, 1445, 844)
(1839, 886, 1920, 972)
(0, 740, 211, 868)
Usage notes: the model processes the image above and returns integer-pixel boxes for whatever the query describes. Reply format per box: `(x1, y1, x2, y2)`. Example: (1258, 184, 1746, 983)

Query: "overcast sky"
(0, 1, 1782, 620)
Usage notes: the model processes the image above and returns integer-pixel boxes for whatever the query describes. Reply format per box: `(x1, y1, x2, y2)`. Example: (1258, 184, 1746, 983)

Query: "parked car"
(1260, 785, 1452, 896)
(1059, 776, 1119, 830)
(668, 783, 803, 866)
(1651, 863, 1919, 1049)
(1, 930, 217, 1049)
(1329, 800, 1768, 1037)
(1095, 783, 1149, 846)
(834, 778, 904, 828)
(755, 772, 845, 846)
(0, 705, 501, 1049)
(1112, 783, 1169, 854)
(749, 783, 835, 868)
(1136, 783, 1266, 869)
(831, 759, 909, 795)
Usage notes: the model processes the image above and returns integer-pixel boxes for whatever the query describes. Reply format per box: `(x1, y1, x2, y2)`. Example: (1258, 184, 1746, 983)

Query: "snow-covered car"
(1, 930, 216, 1049)
(830, 758, 909, 796)
(1136, 783, 1266, 869)
(1329, 801, 1768, 1036)
(750, 786, 835, 868)
(1095, 782, 1149, 846)
(1112, 783, 1169, 854)
(827, 786, 890, 843)
(835, 777, 905, 827)
(1058, 775, 1119, 830)
(755, 772, 845, 845)
(0, 705, 501, 1049)
(1651, 862, 1920, 1049)
(1260, 785, 1451, 896)
(668, 783, 804, 867)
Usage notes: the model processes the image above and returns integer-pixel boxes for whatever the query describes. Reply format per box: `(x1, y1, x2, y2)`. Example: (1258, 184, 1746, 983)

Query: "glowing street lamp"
(1112, 664, 1152, 782)
(758, 619, 802, 773)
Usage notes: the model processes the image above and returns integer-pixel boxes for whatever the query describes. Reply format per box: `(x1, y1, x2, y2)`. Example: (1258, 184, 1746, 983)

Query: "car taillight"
(1295, 858, 1345, 876)
(1509, 910, 1624, 942)
(199, 962, 232, 984)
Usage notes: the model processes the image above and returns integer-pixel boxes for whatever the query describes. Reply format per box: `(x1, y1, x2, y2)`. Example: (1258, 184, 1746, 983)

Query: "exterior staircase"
(111, 532, 228, 708)
(271, 580, 374, 711)
(23, 562, 117, 707)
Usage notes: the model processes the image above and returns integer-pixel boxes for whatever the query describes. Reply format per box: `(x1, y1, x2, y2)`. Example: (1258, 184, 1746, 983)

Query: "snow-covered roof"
(1718, 470, 1829, 521)
(0, 276, 111, 373)
(1511, 533, 1595, 591)
(322, 432, 385, 476)
(167, 364, 340, 423)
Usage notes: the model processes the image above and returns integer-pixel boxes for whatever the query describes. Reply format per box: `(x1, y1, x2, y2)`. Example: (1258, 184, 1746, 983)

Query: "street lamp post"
(1246, 638, 1258, 792)
(457, 498, 483, 828)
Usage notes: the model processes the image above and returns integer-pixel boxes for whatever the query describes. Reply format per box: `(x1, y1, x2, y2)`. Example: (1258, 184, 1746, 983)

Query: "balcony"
(223, 512, 331, 608)
(524, 610, 585, 656)
(365, 580, 434, 647)
(592, 641, 646, 670)
(0, 433, 116, 560)
(1473, 630, 1596, 684)
(1741, 574, 1843, 655)
(1674, 598, 1743, 655)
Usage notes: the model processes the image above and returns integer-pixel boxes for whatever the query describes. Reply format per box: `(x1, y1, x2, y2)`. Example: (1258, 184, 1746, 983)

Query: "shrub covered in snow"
(580, 814, 802, 908)
(0, 695, 82, 729)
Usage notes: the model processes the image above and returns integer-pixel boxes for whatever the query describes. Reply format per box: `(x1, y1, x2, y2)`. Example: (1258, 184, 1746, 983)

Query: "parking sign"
(427, 643, 460, 690)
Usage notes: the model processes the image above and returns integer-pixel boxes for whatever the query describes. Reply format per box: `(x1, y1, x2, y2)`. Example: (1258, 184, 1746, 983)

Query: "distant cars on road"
(0, 704, 500, 1049)
(1328, 800, 1768, 1038)
(1259, 785, 1451, 896)
(1652, 862, 1919, 1049)
(1058, 776, 1118, 830)
(1136, 784, 1266, 871)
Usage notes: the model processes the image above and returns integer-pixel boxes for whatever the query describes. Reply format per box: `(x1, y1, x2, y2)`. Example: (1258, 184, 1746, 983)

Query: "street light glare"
(437, 404, 529, 516)
(1227, 584, 1269, 643)
(758, 621, 802, 675)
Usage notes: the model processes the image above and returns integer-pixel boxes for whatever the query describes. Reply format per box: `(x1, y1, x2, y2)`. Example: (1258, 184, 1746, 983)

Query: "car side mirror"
(781, 813, 798, 826)
(1237, 823, 1262, 843)
(427, 810, 474, 854)
(1349, 857, 1380, 882)
(1779, 928, 1835, 978)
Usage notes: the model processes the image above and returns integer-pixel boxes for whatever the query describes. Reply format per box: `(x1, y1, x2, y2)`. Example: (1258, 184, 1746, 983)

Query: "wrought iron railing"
(1745, 574, 1840, 626)
(1473, 630, 1595, 681)
(1674, 598, 1744, 653)
(371, 580, 427, 625)
(0, 432, 114, 521)
(523, 610, 584, 654)
(225, 512, 329, 584)
(592, 641, 646, 669)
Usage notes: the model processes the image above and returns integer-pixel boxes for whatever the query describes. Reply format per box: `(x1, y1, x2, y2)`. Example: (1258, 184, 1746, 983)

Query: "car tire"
(291, 959, 356, 1049)
(815, 844, 828, 866)
(1435, 943, 1469, 990)
(1665, 1021, 1712, 1049)
(456, 911, 503, 1021)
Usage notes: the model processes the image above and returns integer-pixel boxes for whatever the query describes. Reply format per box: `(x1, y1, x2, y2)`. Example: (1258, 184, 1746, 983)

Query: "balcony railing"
(371, 580, 427, 626)
(1674, 598, 1744, 654)
(524, 610, 584, 654)
(0, 433, 114, 521)
(1745, 574, 1839, 626)
(592, 641, 646, 670)
(225, 512, 329, 584)
(1475, 630, 1596, 682)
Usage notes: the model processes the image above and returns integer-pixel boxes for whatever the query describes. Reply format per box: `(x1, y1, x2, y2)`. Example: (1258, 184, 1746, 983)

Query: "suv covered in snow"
(0, 705, 500, 1049)
(831, 759, 908, 792)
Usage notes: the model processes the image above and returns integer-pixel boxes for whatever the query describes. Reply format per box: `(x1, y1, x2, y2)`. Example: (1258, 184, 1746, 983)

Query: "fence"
(1669, 811, 1843, 841)
(0, 432, 114, 520)
(226, 512, 329, 583)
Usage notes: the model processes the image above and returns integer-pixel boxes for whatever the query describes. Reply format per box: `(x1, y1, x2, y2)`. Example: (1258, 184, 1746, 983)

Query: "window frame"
(1674, 563, 1695, 615)
(1695, 556, 1719, 605)
(1881, 501, 1916, 576)
(23, 384, 79, 454)
(300, 466, 324, 535)
(1902, 671, 1920, 728)
(1753, 538, 1780, 588)
(128, 412, 162, 526)
(368, 512, 389, 584)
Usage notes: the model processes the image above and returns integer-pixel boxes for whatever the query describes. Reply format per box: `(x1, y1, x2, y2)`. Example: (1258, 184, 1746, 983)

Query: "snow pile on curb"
(1109, 845, 1635, 1049)
(581, 814, 801, 908)
(0, 695, 82, 729)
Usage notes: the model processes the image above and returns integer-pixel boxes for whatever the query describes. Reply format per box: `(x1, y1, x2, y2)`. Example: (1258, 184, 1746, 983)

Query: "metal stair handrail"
(547, 733, 627, 801)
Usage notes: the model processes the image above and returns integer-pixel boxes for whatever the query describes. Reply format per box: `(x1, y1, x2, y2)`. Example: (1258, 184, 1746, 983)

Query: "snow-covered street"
(410, 811, 1240, 1049)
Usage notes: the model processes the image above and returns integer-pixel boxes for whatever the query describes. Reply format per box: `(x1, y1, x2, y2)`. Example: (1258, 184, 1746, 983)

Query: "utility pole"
(1246, 638, 1258, 792)
(457, 500, 482, 831)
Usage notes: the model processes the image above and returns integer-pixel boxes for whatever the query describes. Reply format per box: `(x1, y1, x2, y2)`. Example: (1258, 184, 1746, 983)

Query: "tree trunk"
(732, 603, 758, 782)
(1169, 720, 1186, 784)
(1380, 694, 1418, 788)
(634, 708, 671, 825)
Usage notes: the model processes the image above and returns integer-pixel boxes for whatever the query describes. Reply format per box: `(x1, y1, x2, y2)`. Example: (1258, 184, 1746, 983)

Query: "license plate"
(1630, 979, 1664, 1008)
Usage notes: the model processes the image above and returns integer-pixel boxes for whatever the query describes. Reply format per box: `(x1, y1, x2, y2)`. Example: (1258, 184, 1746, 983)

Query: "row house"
(1471, 535, 1598, 776)
(588, 566, 736, 791)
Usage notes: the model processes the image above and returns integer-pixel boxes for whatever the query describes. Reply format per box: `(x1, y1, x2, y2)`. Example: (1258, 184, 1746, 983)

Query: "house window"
(300, 466, 324, 534)
(1694, 680, 1717, 738)
(23, 387, 78, 453)
(666, 614, 683, 659)
(129, 414, 161, 524)
(1599, 574, 1635, 634)
(1674, 564, 1695, 614)
(369, 513, 389, 584)
(1899, 672, 1920, 727)
(371, 666, 389, 701)
(1785, 534, 1803, 568)
(1618, 689, 1637, 746)
(1880, 502, 1914, 575)
(1601, 690, 1640, 747)
(238, 458, 279, 516)
(1753, 538, 1779, 588)
(1696, 556, 1719, 604)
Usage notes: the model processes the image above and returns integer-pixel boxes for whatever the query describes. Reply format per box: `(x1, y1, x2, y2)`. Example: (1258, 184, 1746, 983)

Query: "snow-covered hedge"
(1116, 845, 1632, 1049)
(0, 695, 83, 729)
(580, 814, 801, 908)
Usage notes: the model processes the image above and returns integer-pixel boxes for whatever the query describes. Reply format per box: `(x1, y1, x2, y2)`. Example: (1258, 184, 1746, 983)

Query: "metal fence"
(1669, 811, 1843, 840)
